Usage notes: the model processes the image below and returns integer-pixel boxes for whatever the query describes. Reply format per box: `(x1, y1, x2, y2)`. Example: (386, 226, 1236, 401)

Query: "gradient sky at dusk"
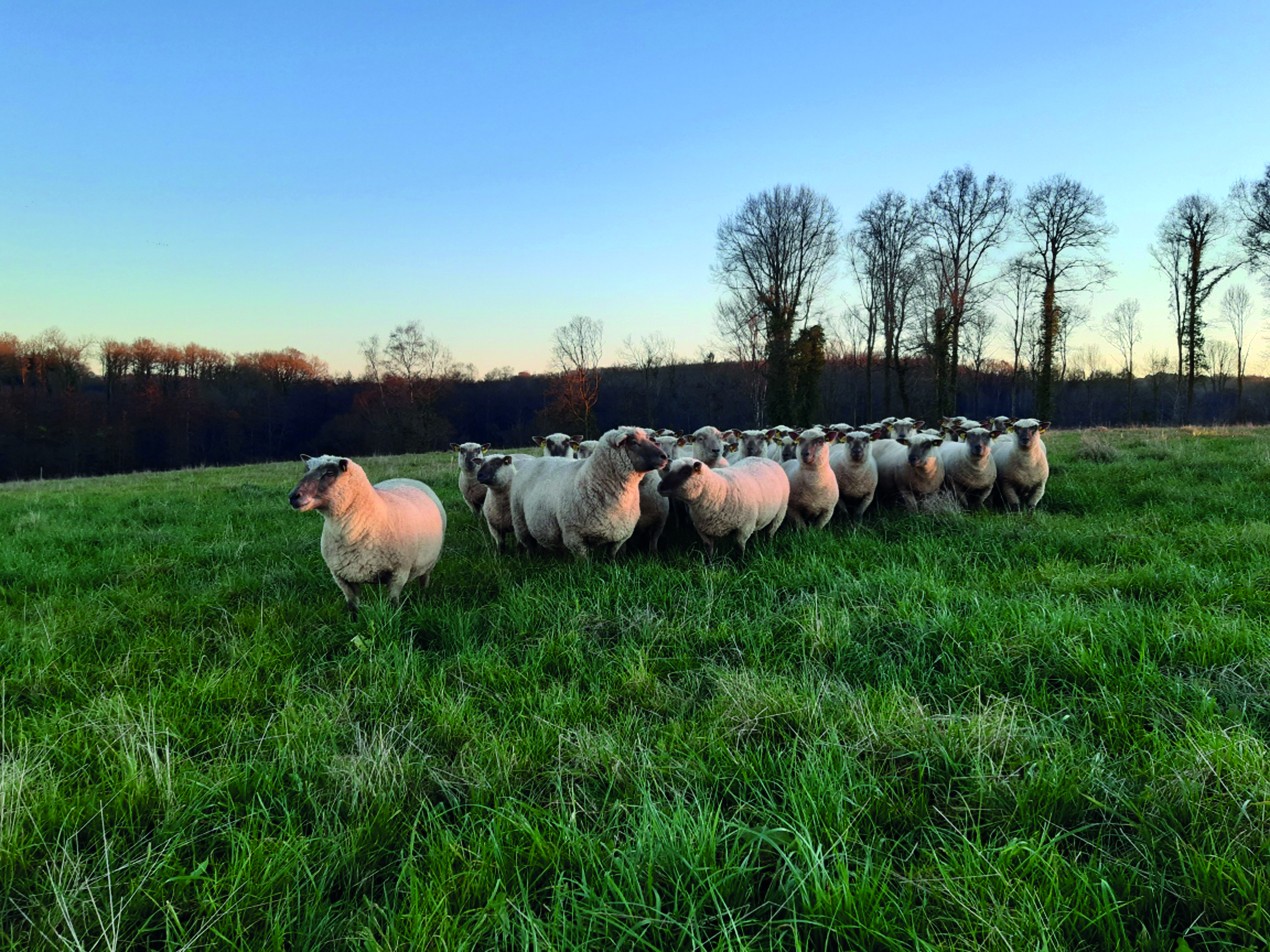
(3, 1, 1268, 377)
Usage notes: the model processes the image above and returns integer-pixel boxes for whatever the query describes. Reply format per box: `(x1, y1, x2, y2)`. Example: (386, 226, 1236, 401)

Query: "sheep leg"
(898, 490, 920, 513)
(386, 569, 412, 602)
(333, 576, 361, 618)
(999, 482, 1022, 512)
(813, 508, 833, 529)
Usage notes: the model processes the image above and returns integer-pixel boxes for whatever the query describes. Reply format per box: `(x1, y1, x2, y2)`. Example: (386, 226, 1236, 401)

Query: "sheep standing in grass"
(781, 427, 839, 529)
(451, 441, 491, 516)
(939, 426, 997, 508)
(634, 471, 671, 554)
(289, 454, 446, 617)
(510, 426, 668, 558)
(994, 418, 1050, 511)
(476, 453, 534, 552)
(873, 433, 945, 511)
(533, 433, 581, 458)
(656, 456, 788, 558)
(830, 428, 880, 519)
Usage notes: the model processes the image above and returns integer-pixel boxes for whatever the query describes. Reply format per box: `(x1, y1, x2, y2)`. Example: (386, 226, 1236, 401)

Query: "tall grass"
(2, 426, 1269, 949)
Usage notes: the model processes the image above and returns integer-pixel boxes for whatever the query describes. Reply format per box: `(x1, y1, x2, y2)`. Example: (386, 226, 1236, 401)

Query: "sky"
(3, 0, 1269, 378)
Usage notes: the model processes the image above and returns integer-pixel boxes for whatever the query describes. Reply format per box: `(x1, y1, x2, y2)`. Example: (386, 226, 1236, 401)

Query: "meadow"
(2, 426, 1269, 950)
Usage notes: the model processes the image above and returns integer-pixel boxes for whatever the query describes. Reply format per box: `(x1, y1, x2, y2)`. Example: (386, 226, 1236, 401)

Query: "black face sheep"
(289, 454, 447, 617)
(476, 453, 534, 552)
(938, 426, 997, 508)
(994, 418, 1050, 511)
(781, 427, 840, 529)
(509, 426, 668, 559)
(830, 428, 880, 519)
(656, 456, 789, 558)
(873, 433, 945, 512)
(450, 441, 491, 516)
(533, 433, 581, 458)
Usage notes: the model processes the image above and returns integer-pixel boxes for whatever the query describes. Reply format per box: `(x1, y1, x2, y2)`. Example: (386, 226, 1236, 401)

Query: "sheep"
(654, 433, 689, 460)
(764, 429, 798, 462)
(994, 418, 1050, 511)
(829, 428, 880, 519)
(476, 453, 534, 551)
(656, 456, 789, 558)
(727, 429, 774, 463)
(888, 417, 924, 441)
(450, 441, 491, 516)
(634, 470, 671, 553)
(509, 426, 668, 558)
(873, 433, 946, 511)
(938, 426, 997, 508)
(574, 439, 601, 460)
(533, 432, 581, 458)
(989, 415, 1014, 439)
(781, 427, 840, 529)
(689, 425, 731, 468)
(289, 454, 446, 617)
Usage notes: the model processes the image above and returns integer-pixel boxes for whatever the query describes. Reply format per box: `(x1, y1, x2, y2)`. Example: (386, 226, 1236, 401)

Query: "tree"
(619, 332, 677, 426)
(381, 322, 456, 406)
(550, 315, 604, 436)
(713, 184, 840, 422)
(1218, 284, 1257, 419)
(714, 297, 767, 424)
(1154, 194, 1242, 421)
(1018, 174, 1114, 422)
(1100, 298, 1142, 419)
(484, 365, 518, 381)
(1231, 164, 1270, 282)
(1205, 339, 1234, 393)
(918, 167, 1012, 416)
(849, 190, 922, 415)
(995, 255, 1041, 415)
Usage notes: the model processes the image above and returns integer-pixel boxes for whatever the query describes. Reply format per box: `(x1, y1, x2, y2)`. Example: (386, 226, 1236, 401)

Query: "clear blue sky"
(3, 0, 1268, 377)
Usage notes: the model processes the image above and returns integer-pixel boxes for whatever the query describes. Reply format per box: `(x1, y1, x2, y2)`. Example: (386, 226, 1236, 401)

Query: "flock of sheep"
(289, 416, 1050, 615)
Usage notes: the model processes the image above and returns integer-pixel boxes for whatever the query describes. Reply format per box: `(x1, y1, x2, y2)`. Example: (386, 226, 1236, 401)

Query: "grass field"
(2, 426, 1270, 950)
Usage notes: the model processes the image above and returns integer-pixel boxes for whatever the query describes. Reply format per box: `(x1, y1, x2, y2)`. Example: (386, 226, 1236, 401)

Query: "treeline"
(3, 329, 1267, 482)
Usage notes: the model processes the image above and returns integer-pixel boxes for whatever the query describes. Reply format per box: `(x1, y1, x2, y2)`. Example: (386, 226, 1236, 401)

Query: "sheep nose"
(289, 491, 303, 508)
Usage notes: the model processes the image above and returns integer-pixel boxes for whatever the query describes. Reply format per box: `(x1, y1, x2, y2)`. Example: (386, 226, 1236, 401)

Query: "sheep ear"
(913, 420, 924, 429)
(692, 460, 703, 472)
(338, 458, 350, 471)
(570, 440, 581, 450)
(482, 443, 491, 452)
(449, 443, 460, 452)
(300, 453, 312, 462)
(676, 436, 686, 446)
(533, 435, 545, 446)
(503, 456, 512, 464)
(1040, 421, 1051, 432)
(933, 438, 944, 447)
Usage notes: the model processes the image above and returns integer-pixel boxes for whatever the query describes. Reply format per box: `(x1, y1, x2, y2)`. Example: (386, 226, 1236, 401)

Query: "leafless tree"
(620, 332, 678, 425)
(1018, 174, 1115, 422)
(850, 190, 922, 416)
(1146, 348, 1171, 423)
(484, 365, 518, 381)
(1154, 194, 1243, 421)
(994, 255, 1040, 415)
(961, 305, 997, 401)
(713, 184, 840, 421)
(1057, 303, 1091, 385)
(1101, 298, 1142, 418)
(550, 314, 604, 436)
(846, 230, 881, 417)
(1205, 339, 1234, 393)
(918, 166, 1013, 415)
(1218, 284, 1258, 418)
(714, 297, 767, 424)
(1231, 164, 1270, 284)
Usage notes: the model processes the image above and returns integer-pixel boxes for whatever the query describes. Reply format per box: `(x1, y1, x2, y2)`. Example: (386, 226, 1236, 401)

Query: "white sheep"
(727, 429, 774, 463)
(656, 456, 789, 557)
(289, 454, 446, 616)
(510, 426, 668, 558)
(533, 432, 581, 458)
(829, 429, 880, 519)
(450, 441, 491, 516)
(654, 433, 689, 460)
(633, 470, 671, 554)
(574, 439, 601, 460)
(994, 418, 1050, 511)
(888, 417, 924, 441)
(476, 453, 534, 551)
(873, 433, 945, 512)
(690, 425, 731, 468)
(938, 426, 997, 508)
(781, 427, 839, 529)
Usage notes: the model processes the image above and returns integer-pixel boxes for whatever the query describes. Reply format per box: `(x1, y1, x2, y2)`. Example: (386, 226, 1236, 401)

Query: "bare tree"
(994, 254, 1041, 415)
(1146, 349, 1171, 422)
(1206, 339, 1234, 393)
(1101, 298, 1142, 419)
(1154, 194, 1242, 421)
(1231, 164, 1270, 283)
(713, 184, 840, 422)
(850, 190, 922, 416)
(619, 332, 677, 424)
(1018, 174, 1115, 422)
(960, 305, 997, 405)
(846, 230, 881, 417)
(918, 166, 1013, 415)
(484, 365, 517, 381)
(550, 315, 604, 436)
(1218, 284, 1258, 418)
(1056, 303, 1090, 386)
(714, 297, 767, 424)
